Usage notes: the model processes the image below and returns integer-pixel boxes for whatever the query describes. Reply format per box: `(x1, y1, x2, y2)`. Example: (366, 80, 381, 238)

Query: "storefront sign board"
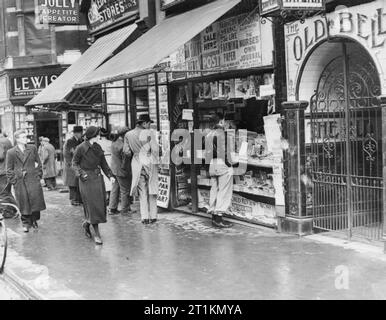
(10, 73, 60, 98)
(37, 0, 80, 24)
(260, 0, 325, 16)
(161, 0, 186, 10)
(157, 174, 170, 208)
(88, 0, 138, 34)
(285, 0, 386, 100)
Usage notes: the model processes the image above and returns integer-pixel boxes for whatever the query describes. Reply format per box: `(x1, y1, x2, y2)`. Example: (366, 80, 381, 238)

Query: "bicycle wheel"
(0, 220, 7, 274)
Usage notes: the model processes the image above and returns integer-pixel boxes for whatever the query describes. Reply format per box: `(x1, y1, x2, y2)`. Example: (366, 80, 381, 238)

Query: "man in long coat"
(42, 137, 57, 190)
(63, 126, 83, 205)
(0, 130, 16, 217)
(6, 129, 46, 232)
(123, 114, 159, 224)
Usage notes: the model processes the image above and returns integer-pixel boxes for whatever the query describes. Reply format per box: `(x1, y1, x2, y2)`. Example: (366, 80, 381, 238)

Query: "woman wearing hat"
(72, 126, 115, 245)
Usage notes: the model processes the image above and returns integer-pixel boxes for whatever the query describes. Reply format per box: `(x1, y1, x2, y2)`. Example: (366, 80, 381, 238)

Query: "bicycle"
(0, 203, 20, 274)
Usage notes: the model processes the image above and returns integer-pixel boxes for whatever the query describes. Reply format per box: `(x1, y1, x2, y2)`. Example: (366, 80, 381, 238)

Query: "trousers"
(109, 176, 132, 213)
(69, 186, 82, 203)
(208, 166, 233, 216)
(21, 211, 40, 227)
(137, 168, 157, 220)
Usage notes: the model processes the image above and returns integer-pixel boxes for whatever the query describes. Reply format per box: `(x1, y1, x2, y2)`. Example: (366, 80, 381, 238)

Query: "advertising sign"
(260, 0, 325, 16)
(37, 0, 80, 24)
(88, 0, 138, 33)
(157, 174, 171, 208)
(10, 72, 60, 98)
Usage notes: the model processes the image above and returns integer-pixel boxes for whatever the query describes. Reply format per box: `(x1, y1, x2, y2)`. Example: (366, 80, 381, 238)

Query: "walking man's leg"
(137, 169, 150, 223)
(108, 179, 120, 214)
(117, 176, 133, 214)
(149, 194, 158, 222)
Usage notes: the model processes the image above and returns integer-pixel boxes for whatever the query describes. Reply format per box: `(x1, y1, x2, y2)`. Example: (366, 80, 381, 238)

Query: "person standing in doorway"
(206, 113, 234, 228)
(72, 126, 115, 245)
(63, 126, 83, 206)
(109, 127, 135, 215)
(42, 137, 57, 190)
(6, 130, 46, 232)
(123, 115, 159, 224)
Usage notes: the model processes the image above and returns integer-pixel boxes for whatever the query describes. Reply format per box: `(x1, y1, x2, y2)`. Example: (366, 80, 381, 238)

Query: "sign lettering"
(11, 74, 60, 97)
(37, 0, 80, 24)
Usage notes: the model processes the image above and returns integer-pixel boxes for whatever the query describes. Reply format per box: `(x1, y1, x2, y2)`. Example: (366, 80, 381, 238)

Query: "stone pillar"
(278, 101, 313, 236)
(16, 0, 25, 56)
(378, 95, 386, 253)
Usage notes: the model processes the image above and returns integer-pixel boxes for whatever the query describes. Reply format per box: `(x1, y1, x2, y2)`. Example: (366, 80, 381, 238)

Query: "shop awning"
(26, 24, 138, 107)
(74, 0, 241, 89)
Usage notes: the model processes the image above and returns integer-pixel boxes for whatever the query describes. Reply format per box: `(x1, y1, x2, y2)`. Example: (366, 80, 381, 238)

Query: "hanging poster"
(148, 86, 158, 126)
(201, 22, 220, 74)
(219, 15, 240, 69)
(169, 46, 186, 80)
(185, 35, 202, 78)
(157, 174, 170, 208)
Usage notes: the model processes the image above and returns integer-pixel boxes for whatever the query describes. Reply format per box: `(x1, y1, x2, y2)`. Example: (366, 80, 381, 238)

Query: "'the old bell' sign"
(260, 0, 325, 16)
(37, 0, 80, 24)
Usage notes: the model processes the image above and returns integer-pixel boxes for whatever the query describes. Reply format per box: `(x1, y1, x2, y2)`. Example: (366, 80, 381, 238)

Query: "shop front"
(282, 0, 386, 240)
(75, 0, 285, 228)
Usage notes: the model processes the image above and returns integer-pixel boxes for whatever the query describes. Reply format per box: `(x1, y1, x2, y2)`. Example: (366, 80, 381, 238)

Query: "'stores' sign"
(88, 0, 138, 33)
(37, 0, 80, 24)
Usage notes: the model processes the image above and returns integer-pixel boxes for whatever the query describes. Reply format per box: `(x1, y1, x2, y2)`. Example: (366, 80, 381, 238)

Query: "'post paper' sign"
(37, 0, 80, 24)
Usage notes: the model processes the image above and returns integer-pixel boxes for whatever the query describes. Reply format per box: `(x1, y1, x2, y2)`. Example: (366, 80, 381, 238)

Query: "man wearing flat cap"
(63, 126, 83, 206)
(123, 114, 159, 224)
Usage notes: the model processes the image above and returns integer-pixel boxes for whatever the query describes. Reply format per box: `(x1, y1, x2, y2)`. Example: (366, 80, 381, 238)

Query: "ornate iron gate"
(308, 42, 383, 240)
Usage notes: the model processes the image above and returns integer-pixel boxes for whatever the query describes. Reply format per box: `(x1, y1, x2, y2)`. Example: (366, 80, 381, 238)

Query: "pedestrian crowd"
(0, 112, 235, 245)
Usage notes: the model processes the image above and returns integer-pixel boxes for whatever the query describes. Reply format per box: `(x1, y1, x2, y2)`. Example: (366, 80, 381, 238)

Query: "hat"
(136, 114, 154, 124)
(84, 126, 100, 140)
(73, 126, 83, 133)
(100, 128, 109, 137)
(42, 137, 50, 142)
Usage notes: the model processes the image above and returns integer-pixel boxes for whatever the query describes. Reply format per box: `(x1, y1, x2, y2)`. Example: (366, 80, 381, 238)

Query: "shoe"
(109, 208, 120, 215)
(150, 219, 157, 224)
(23, 226, 29, 233)
(32, 221, 38, 229)
(82, 221, 92, 238)
(71, 201, 80, 206)
(219, 220, 233, 228)
(94, 236, 103, 245)
(142, 219, 150, 224)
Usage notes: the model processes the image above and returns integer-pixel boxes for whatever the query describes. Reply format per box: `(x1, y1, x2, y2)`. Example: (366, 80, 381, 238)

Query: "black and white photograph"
(0, 0, 385, 308)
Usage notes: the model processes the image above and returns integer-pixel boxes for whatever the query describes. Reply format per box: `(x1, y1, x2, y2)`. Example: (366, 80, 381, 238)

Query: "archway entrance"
(306, 40, 383, 240)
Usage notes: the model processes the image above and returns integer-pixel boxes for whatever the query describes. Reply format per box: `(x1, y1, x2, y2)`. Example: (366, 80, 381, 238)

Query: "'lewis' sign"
(11, 74, 60, 98)
(37, 0, 80, 24)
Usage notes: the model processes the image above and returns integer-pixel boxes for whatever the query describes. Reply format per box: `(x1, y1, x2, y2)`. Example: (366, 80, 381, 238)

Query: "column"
(378, 95, 386, 253)
(279, 101, 313, 236)
(16, 0, 25, 56)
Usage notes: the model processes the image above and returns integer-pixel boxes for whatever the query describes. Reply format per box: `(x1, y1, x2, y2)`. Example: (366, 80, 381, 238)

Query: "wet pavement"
(3, 188, 386, 300)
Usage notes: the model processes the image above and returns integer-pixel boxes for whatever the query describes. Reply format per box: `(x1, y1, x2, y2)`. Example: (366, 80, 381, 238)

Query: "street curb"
(2, 267, 43, 300)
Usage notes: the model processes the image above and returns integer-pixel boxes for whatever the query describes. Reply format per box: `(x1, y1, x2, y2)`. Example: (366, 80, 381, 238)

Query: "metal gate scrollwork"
(308, 42, 383, 240)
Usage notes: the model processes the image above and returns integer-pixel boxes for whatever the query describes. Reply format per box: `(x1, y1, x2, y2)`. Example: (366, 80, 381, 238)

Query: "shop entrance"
(35, 119, 60, 150)
(307, 40, 383, 240)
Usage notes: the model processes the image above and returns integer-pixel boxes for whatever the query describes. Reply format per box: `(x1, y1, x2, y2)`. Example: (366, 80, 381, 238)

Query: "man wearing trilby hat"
(123, 114, 159, 224)
(63, 126, 83, 206)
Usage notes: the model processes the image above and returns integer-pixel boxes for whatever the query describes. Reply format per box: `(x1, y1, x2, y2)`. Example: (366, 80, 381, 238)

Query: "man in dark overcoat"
(63, 126, 83, 205)
(6, 129, 46, 232)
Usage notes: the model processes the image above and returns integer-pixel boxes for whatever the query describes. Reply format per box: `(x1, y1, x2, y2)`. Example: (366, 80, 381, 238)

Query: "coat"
(98, 137, 112, 192)
(72, 141, 113, 224)
(0, 136, 13, 176)
(110, 137, 131, 177)
(63, 136, 82, 187)
(6, 145, 46, 216)
(123, 127, 158, 196)
(42, 142, 57, 179)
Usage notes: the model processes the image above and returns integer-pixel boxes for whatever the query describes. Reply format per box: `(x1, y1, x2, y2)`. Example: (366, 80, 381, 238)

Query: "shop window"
(68, 112, 76, 124)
